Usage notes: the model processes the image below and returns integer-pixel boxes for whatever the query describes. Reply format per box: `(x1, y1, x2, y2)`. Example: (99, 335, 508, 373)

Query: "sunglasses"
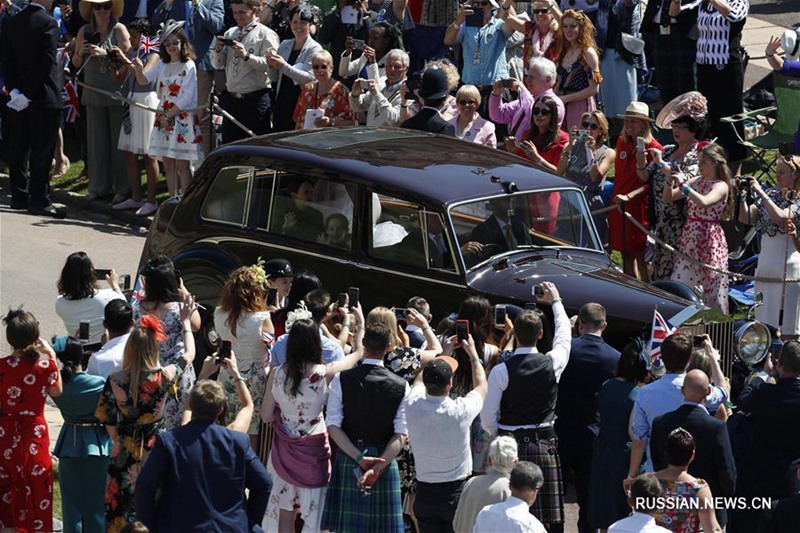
(164, 39, 181, 47)
(312, 64, 329, 70)
(93, 3, 112, 10)
(533, 8, 549, 15)
(581, 121, 599, 130)
(532, 107, 552, 116)
(458, 99, 478, 106)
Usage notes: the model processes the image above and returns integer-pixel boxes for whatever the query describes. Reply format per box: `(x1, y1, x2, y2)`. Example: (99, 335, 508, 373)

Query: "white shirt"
(326, 358, 410, 435)
(86, 333, 130, 379)
(608, 512, 671, 533)
(473, 496, 546, 533)
(481, 301, 571, 435)
(406, 385, 483, 483)
(55, 288, 125, 345)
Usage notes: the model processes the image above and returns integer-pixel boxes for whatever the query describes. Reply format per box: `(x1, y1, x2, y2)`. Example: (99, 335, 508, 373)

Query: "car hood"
(466, 249, 698, 325)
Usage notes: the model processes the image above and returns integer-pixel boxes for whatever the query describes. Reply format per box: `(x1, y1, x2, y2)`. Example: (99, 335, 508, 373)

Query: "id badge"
(473, 50, 481, 65)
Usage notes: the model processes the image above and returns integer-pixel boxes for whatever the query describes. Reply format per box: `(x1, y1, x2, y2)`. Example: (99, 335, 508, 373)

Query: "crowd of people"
(3, 251, 800, 533)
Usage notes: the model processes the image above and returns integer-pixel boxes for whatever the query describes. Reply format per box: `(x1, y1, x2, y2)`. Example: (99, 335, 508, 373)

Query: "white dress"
(264, 364, 328, 532)
(213, 308, 271, 434)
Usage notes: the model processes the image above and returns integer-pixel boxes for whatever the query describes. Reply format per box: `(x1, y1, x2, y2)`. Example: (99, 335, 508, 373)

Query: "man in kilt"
(481, 282, 571, 533)
(322, 322, 410, 533)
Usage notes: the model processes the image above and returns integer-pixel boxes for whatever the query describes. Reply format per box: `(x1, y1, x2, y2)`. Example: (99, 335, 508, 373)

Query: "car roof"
(215, 127, 577, 206)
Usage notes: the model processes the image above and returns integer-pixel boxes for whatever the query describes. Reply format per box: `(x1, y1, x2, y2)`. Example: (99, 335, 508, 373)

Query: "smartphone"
(577, 129, 590, 140)
(465, 9, 484, 27)
(494, 304, 507, 328)
(337, 292, 348, 308)
(394, 308, 408, 322)
(347, 287, 360, 308)
(95, 268, 112, 279)
(217, 339, 232, 362)
(693, 335, 705, 347)
(79, 320, 90, 342)
(524, 302, 538, 311)
(87, 32, 101, 46)
(121, 274, 131, 291)
(636, 136, 646, 153)
(534, 285, 545, 298)
(513, 139, 525, 149)
(108, 49, 121, 60)
(456, 319, 469, 342)
(352, 38, 366, 50)
(359, 79, 370, 91)
(222, 38, 235, 46)
(267, 288, 278, 307)
(501, 79, 511, 89)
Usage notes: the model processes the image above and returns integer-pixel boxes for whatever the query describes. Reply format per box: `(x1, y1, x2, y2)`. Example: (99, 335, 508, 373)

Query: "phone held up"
(693, 335, 705, 347)
(217, 339, 232, 363)
(494, 304, 507, 328)
(394, 308, 408, 322)
(78, 321, 90, 342)
(337, 292, 348, 309)
(347, 287, 360, 309)
(456, 319, 470, 343)
(267, 288, 278, 307)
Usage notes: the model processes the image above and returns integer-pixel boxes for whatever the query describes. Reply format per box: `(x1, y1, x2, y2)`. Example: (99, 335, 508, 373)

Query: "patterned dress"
(385, 347, 422, 496)
(292, 80, 353, 130)
(556, 58, 597, 131)
(0, 355, 59, 532)
(94, 367, 181, 533)
(655, 478, 708, 532)
(671, 179, 729, 313)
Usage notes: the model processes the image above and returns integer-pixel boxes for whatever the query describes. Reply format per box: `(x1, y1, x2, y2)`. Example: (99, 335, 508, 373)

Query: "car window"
(369, 193, 457, 272)
(200, 166, 253, 226)
(267, 174, 355, 250)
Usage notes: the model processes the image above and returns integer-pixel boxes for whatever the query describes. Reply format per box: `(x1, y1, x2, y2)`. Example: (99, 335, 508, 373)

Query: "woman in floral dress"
(293, 50, 353, 130)
(261, 316, 363, 532)
(131, 22, 202, 198)
(0, 309, 62, 533)
(95, 308, 193, 532)
(664, 143, 733, 313)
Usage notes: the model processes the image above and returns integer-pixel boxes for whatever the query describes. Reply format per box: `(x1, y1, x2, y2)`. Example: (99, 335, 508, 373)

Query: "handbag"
(617, 32, 645, 65)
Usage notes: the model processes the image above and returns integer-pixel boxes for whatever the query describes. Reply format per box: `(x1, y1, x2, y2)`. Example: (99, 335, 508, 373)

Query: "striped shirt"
(696, 0, 748, 66)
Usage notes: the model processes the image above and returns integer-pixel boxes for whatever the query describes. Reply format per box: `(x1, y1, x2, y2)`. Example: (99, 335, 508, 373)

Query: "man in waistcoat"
(481, 281, 571, 533)
(322, 321, 410, 533)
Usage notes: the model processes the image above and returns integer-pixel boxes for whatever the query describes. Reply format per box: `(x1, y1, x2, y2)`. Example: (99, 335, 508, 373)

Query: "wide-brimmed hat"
(79, 0, 123, 22)
(417, 69, 450, 100)
(618, 101, 654, 122)
(422, 356, 459, 388)
(656, 91, 708, 129)
(158, 19, 186, 43)
(782, 28, 800, 59)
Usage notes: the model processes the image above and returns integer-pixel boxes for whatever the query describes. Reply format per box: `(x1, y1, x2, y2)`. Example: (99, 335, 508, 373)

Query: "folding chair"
(721, 72, 800, 180)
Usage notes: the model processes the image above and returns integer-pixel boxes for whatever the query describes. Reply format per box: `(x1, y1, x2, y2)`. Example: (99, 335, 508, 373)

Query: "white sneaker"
(135, 202, 158, 216)
(112, 198, 144, 210)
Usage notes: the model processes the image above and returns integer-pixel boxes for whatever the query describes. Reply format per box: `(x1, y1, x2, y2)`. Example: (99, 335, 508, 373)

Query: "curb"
(0, 173, 153, 230)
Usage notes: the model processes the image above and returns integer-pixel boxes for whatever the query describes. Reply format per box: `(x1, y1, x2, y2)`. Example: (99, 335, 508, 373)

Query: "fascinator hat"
(158, 19, 186, 43)
(79, 0, 124, 22)
(656, 91, 708, 129)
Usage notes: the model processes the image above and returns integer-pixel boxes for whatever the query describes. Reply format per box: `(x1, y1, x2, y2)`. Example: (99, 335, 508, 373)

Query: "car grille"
(677, 321, 737, 376)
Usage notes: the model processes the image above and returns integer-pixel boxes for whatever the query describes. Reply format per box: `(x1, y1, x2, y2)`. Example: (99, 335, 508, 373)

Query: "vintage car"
(138, 127, 770, 372)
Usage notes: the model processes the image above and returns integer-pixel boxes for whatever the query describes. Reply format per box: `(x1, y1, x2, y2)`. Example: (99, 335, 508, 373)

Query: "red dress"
(514, 130, 569, 235)
(0, 354, 59, 532)
(608, 136, 663, 254)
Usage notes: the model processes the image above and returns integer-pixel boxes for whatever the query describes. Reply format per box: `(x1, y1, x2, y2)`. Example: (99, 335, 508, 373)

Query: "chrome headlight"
(734, 321, 771, 365)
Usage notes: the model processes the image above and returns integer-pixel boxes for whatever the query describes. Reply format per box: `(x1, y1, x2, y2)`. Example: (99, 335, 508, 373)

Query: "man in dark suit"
(757, 460, 800, 533)
(1, 0, 66, 217)
(135, 380, 272, 532)
(401, 68, 456, 136)
(469, 196, 532, 253)
(555, 303, 620, 533)
(650, 369, 736, 526)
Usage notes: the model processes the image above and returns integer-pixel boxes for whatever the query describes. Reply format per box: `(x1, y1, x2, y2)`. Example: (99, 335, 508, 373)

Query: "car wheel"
(176, 262, 231, 359)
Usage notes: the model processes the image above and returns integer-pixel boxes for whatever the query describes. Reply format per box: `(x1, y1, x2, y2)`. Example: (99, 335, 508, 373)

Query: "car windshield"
(449, 189, 603, 268)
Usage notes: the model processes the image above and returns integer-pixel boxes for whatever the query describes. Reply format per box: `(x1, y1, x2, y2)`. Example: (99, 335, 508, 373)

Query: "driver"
(468, 197, 532, 253)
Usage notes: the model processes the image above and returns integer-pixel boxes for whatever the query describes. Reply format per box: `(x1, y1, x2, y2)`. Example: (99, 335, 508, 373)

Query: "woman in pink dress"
(664, 143, 733, 313)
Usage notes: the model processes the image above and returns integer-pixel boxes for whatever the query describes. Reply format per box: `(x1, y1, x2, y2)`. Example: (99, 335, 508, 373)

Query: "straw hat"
(79, 0, 123, 21)
(618, 101, 654, 122)
(656, 91, 708, 129)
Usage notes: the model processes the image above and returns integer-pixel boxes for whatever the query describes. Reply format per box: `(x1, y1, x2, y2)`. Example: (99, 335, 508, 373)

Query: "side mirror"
(748, 292, 764, 321)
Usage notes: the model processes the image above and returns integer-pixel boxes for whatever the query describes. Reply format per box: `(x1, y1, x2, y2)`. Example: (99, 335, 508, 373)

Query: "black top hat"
(418, 69, 450, 100)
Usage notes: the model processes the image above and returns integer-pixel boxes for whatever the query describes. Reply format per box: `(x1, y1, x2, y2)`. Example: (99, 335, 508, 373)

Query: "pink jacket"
(449, 115, 497, 148)
(489, 87, 565, 140)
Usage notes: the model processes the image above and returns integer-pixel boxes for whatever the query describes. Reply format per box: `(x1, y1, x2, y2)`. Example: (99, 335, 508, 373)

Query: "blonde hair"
(456, 85, 481, 106)
(532, 1, 559, 33)
(122, 327, 162, 406)
(699, 143, 735, 221)
(424, 59, 460, 91)
(778, 155, 800, 188)
(581, 110, 609, 144)
(366, 307, 400, 351)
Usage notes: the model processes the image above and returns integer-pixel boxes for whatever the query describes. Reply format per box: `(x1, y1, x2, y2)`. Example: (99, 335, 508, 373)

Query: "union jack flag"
(649, 309, 677, 363)
(139, 35, 160, 55)
(61, 78, 79, 123)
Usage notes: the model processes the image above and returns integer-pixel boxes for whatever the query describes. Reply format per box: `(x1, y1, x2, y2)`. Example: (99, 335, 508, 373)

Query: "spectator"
(521, 0, 562, 67)
(406, 338, 487, 532)
(757, 459, 800, 533)
(260, 316, 364, 531)
(132, 255, 201, 428)
(317, 0, 369, 78)
(609, 101, 662, 281)
(590, 338, 651, 530)
(0, 308, 62, 532)
(449, 84, 497, 147)
(293, 49, 354, 129)
(765, 34, 800, 154)
(481, 282, 570, 532)
(607, 473, 670, 533)
(213, 266, 275, 446)
(130, 21, 204, 198)
(650, 369, 736, 526)
(556, 302, 620, 533)
(647, 91, 708, 281)
(55, 251, 125, 347)
(135, 380, 272, 531)
(321, 322, 410, 533)
(151, 0, 224, 158)
(733, 340, 800, 532)
(400, 67, 456, 135)
(349, 48, 409, 127)
(264, 258, 295, 310)
(554, 9, 600, 131)
(111, 18, 161, 216)
(695, 0, 748, 168)
(406, 296, 432, 349)
(557, 110, 615, 245)
(87, 299, 135, 378)
(403, 59, 461, 121)
(686, 336, 731, 416)
(513, 95, 569, 174)
(52, 336, 111, 533)
(403, 0, 459, 73)
(453, 435, 518, 532)
(271, 269, 321, 337)
(652, 428, 723, 532)
(473, 461, 547, 533)
(191, 349, 256, 432)
(664, 142, 733, 313)
(71, 0, 131, 204)
(211, 0, 279, 144)
(259, 0, 304, 41)
(339, 21, 402, 82)
(266, 5, 323, 132)
(1, 0, 67, 218)
(738, 155, 800, 339)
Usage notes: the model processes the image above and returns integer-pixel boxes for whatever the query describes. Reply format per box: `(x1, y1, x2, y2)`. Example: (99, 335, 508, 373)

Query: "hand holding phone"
(337, 292, 348, 309)
(636, 136, 646, 153)
(267, 288, 278, 307)
(494, 304, 507, 329)
(222, 38, 235, 46)
(394, 308, 408, 322)
(78, 321, 90, 342)
(352, 38, 366, 50)
(456, 319, 469, 343)
(347, 287, 360, 309)
(217, 339, 232, 363)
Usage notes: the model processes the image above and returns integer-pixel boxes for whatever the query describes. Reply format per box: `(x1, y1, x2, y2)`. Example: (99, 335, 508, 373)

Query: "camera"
(222, 38, 235, 46)
(692, 335, 705, 347)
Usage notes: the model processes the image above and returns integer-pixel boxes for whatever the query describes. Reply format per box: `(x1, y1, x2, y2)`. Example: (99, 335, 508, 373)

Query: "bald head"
(682, 369, 711, 403)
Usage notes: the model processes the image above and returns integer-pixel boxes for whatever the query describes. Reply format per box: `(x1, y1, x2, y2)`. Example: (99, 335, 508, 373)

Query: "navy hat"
(264, 258, 294, 279)
(422, 356, 459, 388)
(418, 69, 450, 100)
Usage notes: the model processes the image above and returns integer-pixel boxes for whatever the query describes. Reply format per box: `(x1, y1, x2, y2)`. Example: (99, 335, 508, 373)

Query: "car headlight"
(735, 321, 771, 365)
